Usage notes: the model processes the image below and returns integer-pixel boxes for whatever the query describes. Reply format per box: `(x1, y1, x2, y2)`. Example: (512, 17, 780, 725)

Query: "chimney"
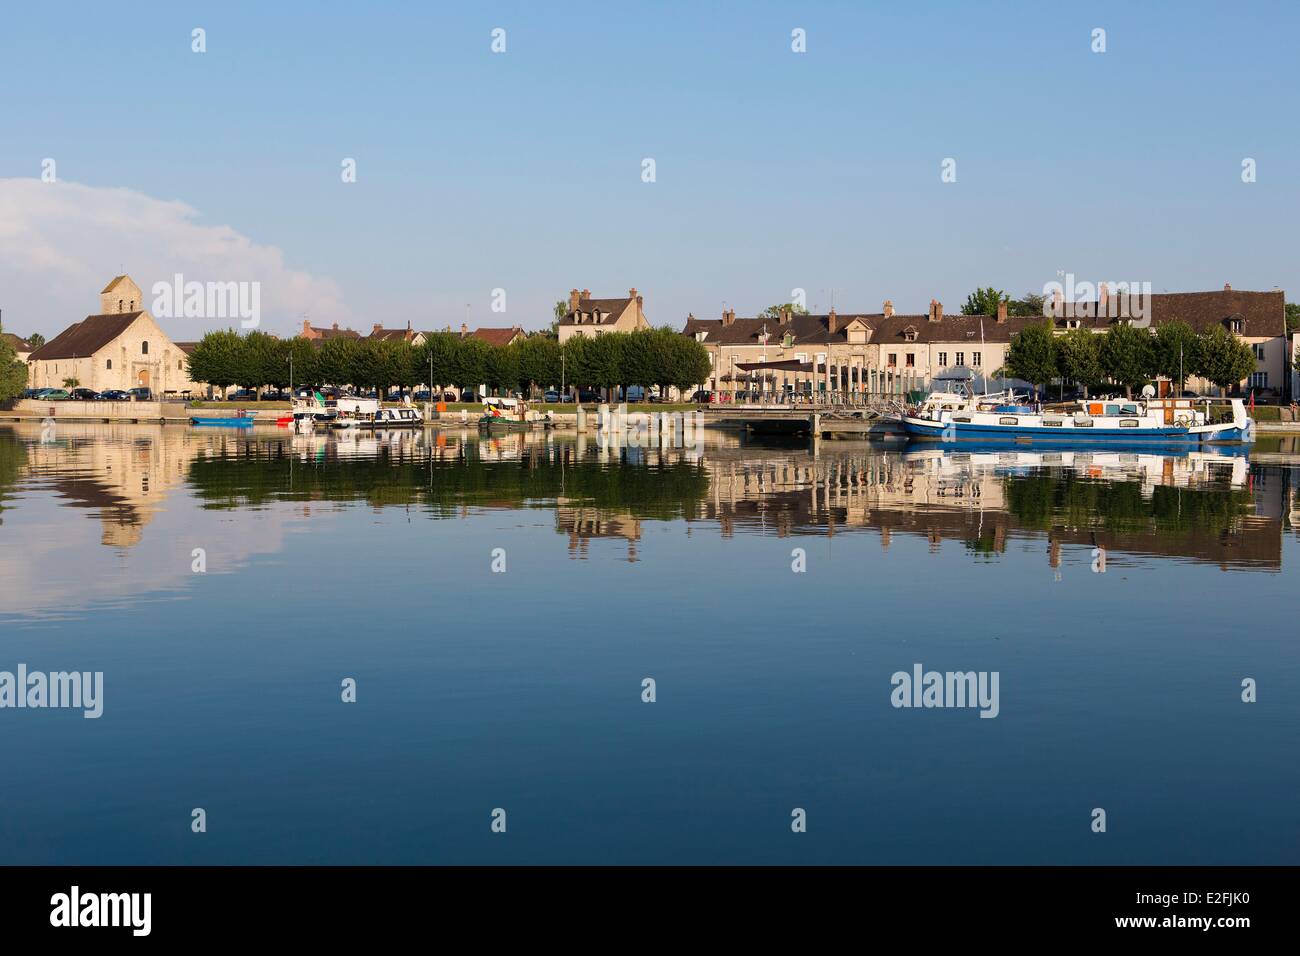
(569, 288, 580, 312)
(1224, 282, 1232, 291)
(883, 299, 895, 318)
(780, 307, 791, 324)
(996, 299, 1008, 324)
(628, 287, 638, 299)
(928, 299, 943, 323)
(1051, 288, 1063, 316)
(722, 308, 736, 326)
(302, 318, 312, 335)
(828, 307, 841, 335)
(332, 322, 340, 331)
(580, 289, 591, 302)
(461, 323, 468, 336)
(373, 323, 384, 335)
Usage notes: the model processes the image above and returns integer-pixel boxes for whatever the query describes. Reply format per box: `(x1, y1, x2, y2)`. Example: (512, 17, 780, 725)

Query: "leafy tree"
(1285, 302, 1299, 334)
(420, 332, 460, 397)
(1002, 321, 1057, 391)
(584, 333, 625, 399)
(1197, 325, 1256, 393)
(187, 329, 244, 393)
(619, 329, 659, 392)
(451, 337, 490, 394)
(560, 335, 591, 393)
(961, 287, 1008, 317)
(315, 336, 358, 389)
(240, 331, 284, 391)
(26, 332, 46, 350)
(484, 342, 520, 395)
(757, 303, 808, 320)
(668, 334, 712, 395)
(1099, 323, 1155, 398)
(62, 377, 80, 389)
(551, 300, 568, 336)
(1152, 320, 1200, 392)
(283, 336, 319, 391)
(0, 335, 28, 403)
(1008, 292, 1047, 318)
(1055, 328, 1104, 397)
(515, 335, 560, 396)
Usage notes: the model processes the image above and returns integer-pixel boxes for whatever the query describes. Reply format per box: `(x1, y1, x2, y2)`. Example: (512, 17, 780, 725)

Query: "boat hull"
(190, 417, 256, 428)
(902, 416, 1251, 445)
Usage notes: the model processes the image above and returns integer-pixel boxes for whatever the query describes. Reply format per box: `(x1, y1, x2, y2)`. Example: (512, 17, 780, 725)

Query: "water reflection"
(0, 422, 1295, 619)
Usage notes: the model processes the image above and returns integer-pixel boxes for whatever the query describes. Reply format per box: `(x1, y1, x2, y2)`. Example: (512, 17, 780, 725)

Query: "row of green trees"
(1002, 321, 1258, 397)
(186, 327, 713, 398)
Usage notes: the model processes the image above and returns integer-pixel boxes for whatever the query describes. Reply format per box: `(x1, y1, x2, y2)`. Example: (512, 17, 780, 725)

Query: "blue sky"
(1, 0, 1297, 338)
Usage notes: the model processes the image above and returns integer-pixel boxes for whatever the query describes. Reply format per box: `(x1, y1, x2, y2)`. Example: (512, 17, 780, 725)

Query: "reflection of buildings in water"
(15, 421, 201, 548)
(0, 423, 299, 619)
(556, 504, 641, 562)
(692, 444, 1285, 571)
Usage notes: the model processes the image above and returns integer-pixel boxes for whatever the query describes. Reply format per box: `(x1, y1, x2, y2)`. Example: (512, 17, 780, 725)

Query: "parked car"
(100, 389, 130, 401)
(460, 390, 478, 403)
(227, 389, 255, 401)
(127, 387, 153, 402)
(21, 388, 43, 399)
(35, 388, 71, 401)
(69, 388, 101, 401)
(260, 390, 288, 402)
(690, 390, 714, 403)
(576, 389, 601, 403)
(543, 390, 560, 403)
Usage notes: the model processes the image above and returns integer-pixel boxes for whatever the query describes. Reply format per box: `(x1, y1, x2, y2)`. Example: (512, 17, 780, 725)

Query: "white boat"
(902, 386, 1254, 446)
(354, 407, 423, 429)
(327, 397, 381, 429)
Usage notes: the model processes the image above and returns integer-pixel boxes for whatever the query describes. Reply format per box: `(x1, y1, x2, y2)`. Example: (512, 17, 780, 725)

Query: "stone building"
(557, 288, 649, 343)
(683, 286, 1289, 399)
(26, 275, 203, 395)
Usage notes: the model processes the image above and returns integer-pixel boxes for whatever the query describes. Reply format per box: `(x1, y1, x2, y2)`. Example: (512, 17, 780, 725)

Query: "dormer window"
(903, 326, 917, 342)
(783, 332, 794, 348)
(695, 331, 707, 343)
(1230, 318, 1243, 334)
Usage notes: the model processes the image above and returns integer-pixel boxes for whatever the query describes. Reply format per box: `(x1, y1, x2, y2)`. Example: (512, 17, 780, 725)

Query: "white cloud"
(0, 178, 351, 337)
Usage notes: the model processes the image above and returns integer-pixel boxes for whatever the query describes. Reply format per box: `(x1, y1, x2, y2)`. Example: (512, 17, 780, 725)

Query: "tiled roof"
(1, 332, 32, 352)
(682, 290, 1286, 345)
(559, 297, 633, 326)
(28, 313, 143, 361)
(309, 325, 361, 340)
(100, 275, 132, 294)
(174, 341, 199, 355)
(368, 328, 413, 342)
(468, 327, 524, 346)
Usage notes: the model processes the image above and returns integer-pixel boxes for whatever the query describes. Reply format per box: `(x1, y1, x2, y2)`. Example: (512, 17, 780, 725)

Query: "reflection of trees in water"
(184, 439, 710, 521)
(0, 431, 27, 523)
(1004, 471, 1255, 538)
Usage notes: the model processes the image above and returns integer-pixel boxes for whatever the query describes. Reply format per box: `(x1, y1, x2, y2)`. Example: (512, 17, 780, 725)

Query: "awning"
(735, 360, 813, 373)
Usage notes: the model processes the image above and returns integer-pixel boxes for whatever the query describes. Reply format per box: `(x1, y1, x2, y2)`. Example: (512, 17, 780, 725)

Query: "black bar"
(0, 866, 1281, 940)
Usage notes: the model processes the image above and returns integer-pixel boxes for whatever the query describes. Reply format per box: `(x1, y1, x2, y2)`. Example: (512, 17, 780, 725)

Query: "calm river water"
(0, 421, 1296, 864)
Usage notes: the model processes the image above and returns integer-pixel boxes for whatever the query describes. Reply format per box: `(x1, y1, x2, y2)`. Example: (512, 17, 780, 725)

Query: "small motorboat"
(478, 396, 533, 432)
(191, 412, 256, 428)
